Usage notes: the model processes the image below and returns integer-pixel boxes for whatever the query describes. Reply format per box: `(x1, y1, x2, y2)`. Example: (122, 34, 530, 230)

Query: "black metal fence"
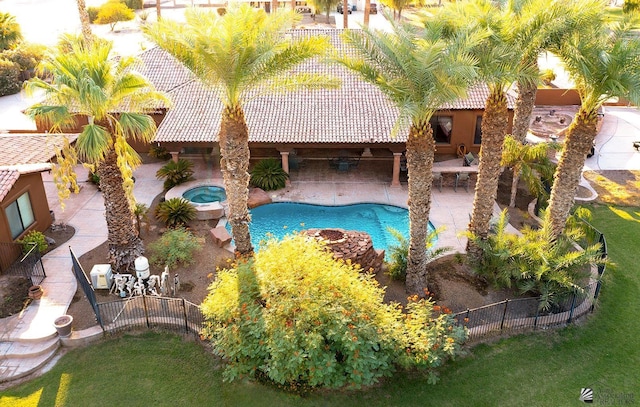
(0, 242, 46, 286)
(455, 220, 607, 341)
(96, 295, 204, 335)
(69, 247, 204, 336)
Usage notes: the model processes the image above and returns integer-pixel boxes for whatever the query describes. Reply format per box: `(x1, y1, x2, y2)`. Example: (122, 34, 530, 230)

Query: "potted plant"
(53, 315, 73, 337)
(28, 285, 43, 300)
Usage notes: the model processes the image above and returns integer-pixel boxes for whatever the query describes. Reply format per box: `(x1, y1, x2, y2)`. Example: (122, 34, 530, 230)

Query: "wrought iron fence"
(0, 242, 46, 286)
(97, 295, 204, 336)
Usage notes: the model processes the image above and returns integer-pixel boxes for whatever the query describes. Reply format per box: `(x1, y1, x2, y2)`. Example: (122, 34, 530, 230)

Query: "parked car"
(337, 2, 353, 14)
(370, 3, 377, 14)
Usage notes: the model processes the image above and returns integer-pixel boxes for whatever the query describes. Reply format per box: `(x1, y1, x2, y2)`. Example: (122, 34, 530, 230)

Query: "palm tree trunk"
(364, 0, 370, 27)
(405, 121, 435, 295)
(467, 87, 508, 258)
(509, 164, 520, 207)
(343, 0, 349, 28)
(75, 0, 93, 48)
(512, 79, 538, 143)
(156, 0, 161, 20)
(219, 105, 254, 256)
(97, 149, 144, 273)
(547, 106, 598, 238)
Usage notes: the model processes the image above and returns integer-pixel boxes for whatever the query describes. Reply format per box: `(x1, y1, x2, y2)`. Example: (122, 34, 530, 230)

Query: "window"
(6, 192, 35, 239)
(430, 116, 453, 144)
(474, 116, 483, 145)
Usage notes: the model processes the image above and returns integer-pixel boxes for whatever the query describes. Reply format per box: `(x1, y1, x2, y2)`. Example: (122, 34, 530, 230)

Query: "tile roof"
(130, 47, 196, 93)
(0, 134, 78, 167)
(0, 170, 20, 202)
(151, 29, 516, 144)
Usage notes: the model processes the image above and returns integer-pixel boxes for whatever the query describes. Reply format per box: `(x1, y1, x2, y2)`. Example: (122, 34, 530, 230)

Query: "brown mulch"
(0, 225, 76, 318)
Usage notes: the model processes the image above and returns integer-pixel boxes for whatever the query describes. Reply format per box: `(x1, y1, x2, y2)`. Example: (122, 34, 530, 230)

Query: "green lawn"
(1, 205, 638, 406)
(605, 6, 640, 30)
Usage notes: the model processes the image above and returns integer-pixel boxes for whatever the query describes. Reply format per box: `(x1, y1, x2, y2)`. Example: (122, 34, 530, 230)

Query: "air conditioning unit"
(90, 264, 113, 289)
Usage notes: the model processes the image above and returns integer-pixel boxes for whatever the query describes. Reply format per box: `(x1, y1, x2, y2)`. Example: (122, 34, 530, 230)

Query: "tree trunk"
(405, 121, 435, 295)
(467, 87, 508, 258)
(272, 0, 278, 12)
(219, 106, 254, 256)
(75, 0, 93, 48)
(512, 79, 538, 143)
(364, 0, 370, 27)
(97, 149, 144, 273)
(509, 166, 520, 208)
(343, 0, 349, 28)
(156, 0, 161, 20)
(547, 106, 598, 238)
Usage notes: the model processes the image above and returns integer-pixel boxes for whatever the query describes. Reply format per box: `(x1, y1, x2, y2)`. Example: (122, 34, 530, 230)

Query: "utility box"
(135, 256, 150, 280)
(90, 264, 113, 289)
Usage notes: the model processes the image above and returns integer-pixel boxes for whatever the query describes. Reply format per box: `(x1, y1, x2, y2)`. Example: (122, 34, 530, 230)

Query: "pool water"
(182, 186, 226, 204)
(227, 202, 435, 252)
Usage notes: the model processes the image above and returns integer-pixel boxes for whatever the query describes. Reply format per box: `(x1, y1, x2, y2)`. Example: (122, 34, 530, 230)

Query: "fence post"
(500, 300, 509, 331)
(534, 305, 539, 330)
(182, 298, 189, 334)
(567, 293, 577, 324)
(142, 294, 150, 328)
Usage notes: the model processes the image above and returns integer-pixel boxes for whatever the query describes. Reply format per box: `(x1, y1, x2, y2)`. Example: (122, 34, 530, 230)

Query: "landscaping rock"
(304, 229, 384, 273)
(210, 226, 232, 248)
(247, 188, 271, 209)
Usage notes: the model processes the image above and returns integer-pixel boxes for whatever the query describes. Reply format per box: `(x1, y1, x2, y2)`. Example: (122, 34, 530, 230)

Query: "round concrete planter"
(28, 285, 43, 300)
(54, 315, 73, 337)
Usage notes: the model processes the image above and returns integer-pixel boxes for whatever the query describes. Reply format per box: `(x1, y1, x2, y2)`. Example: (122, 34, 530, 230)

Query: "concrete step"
(0, 342, 59, 383)
(0, 336, 59, 359)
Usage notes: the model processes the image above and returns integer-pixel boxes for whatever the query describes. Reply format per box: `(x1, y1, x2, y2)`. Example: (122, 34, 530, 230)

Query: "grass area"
(605, 6, 640, 30)
(1, 206, 639, 406)
(584, 171, 640, 206)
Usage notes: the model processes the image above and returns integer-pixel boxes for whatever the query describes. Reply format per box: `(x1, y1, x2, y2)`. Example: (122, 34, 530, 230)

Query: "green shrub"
(18, 230, 48, 254)
(123, 0, 143, 10)
(87, 171, 100, 188)
(134, 202, 150, 235)
(148, 227, 204, 269)
(201, 235, 466, 391)
(385, 227, 450, 281)
(467, 210, 609, 311)
(87, 6, 100, 23)
(148, 145, 171, 160)
(155, 198, 196, 228)
(249, 158, 288, 191)
(95, 1, 135, 31)
(623, 0, 640, 14)
(0, 59, 20, 96)
(0, 12, 22, 51)
(155, 159, 194, 190)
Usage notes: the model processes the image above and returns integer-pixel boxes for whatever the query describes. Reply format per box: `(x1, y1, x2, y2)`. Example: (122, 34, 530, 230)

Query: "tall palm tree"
(506, 0, 603, 142)
(145, 5, 339, 256)
(25, 39, 169, 272)
(75, 0, 94, 47)
(501, 136, 556, 208)
(436, 0, 536, 257)
(338, 20, 477, 293)
(546, 16, 640, 237)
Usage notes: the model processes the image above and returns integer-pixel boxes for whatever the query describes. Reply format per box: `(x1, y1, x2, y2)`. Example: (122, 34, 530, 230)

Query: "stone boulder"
(247, 188, 272, 209)
(304, 228, 384, 274)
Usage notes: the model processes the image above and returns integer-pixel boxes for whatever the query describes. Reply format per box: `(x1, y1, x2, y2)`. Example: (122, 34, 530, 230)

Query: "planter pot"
(28, 285, 43, 300)
(54, 315, 73, 337)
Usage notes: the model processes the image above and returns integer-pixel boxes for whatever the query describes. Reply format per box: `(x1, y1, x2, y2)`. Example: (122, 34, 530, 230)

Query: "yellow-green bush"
(201, 235, 466, 391)
(95, 1, 135, 31)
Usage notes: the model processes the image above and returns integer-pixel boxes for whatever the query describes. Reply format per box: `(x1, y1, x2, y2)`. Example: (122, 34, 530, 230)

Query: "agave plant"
(155, 198, 196, 228)
(156, 159, 195, 190)
(250, 158, 289, 191)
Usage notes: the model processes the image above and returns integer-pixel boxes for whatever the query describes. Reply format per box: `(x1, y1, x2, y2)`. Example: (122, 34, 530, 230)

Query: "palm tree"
(0, 12, 23, 50)
(75, 0, 94, 47)
(25, 39, 169, 272)
(507, 0, 603, 142)
(436, 0, 536, 257)
(500, 136, 556, 208)
(546, 16, 640, 237)
(145, 5, 339, 256)
(338, 20, 477, 293)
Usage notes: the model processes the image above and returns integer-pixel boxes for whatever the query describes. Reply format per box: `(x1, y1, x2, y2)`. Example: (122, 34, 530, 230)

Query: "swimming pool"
(228, 202, 435, 252)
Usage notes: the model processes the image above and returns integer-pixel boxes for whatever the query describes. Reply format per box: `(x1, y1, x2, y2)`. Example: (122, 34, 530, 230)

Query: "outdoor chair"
(463, 152, 477, 166)
(455, 172, 470, 192)
(432, 172, 442, 192)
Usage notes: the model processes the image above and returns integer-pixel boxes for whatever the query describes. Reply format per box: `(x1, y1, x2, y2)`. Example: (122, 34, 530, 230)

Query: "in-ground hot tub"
(165, 181, 227, 220)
